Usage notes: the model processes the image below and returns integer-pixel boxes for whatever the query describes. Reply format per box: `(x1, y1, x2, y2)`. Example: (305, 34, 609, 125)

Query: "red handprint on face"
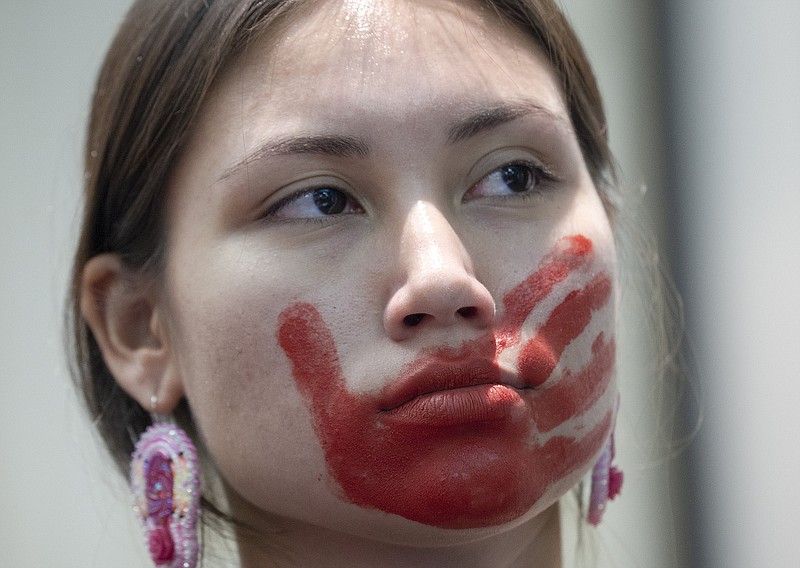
(278, 235, 615, 529)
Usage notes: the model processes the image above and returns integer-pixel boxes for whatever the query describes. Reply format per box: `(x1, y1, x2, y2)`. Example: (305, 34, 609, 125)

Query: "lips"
(378, 350, 550, 427)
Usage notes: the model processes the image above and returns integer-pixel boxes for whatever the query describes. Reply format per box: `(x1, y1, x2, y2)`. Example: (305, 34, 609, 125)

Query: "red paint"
(277, 234, 615, 529)
(518, 273, 612, 391)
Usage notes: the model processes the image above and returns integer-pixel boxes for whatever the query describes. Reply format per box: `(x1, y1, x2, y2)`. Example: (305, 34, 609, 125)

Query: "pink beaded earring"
(130, 396, 201, 568)
(587, 429, 623, 526)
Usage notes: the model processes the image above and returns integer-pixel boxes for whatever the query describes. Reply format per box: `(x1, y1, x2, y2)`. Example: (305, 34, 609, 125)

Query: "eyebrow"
(446, 102, 566, 145)
(218, 102, 566, 181)
(219, 134, 370, 181)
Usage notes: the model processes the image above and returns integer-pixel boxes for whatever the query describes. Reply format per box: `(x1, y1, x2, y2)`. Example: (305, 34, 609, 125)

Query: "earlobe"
(80, 254, 185, 413)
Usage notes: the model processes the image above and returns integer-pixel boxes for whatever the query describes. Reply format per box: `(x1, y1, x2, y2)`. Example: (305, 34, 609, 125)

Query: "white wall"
(1, 2, 145, 567)
(667, 2, 800, 567)
(0, 1, 678, 566)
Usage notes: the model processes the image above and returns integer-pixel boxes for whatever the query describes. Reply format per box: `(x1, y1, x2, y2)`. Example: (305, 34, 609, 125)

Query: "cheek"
(278, 234, 617, 530)
(168, 279, 327, 506)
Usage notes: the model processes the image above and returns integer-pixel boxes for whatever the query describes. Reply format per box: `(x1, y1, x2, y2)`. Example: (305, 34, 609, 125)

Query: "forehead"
(204, 0, 568, 129)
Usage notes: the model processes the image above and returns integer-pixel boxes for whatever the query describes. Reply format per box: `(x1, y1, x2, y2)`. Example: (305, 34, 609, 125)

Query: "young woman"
(70, 0, 623, 566)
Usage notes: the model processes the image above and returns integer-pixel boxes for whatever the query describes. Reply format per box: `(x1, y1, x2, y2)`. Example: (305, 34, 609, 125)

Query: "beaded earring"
(587, 429, 623, 526)
(130, 397, 201, 568)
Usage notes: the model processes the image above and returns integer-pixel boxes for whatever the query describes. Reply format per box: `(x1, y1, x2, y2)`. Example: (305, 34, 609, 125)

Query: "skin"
(83, 1, 617, 566)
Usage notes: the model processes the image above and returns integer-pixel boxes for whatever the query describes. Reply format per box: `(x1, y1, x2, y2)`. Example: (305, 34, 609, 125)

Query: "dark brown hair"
(68, 0, 616, 537)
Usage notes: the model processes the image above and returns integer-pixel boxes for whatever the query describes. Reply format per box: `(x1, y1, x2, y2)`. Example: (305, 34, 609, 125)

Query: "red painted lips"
(378, 350, 549, 427)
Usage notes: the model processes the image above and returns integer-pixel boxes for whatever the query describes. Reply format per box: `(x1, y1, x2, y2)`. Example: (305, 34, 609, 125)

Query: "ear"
(80, 254, 184, 414)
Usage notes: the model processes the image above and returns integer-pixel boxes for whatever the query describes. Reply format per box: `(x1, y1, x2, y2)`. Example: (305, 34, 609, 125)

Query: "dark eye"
(465, 162, 549, 201)
(498, 164, 534, 193)
(312, 188, 348, 215)
(267, 186, 363, 220)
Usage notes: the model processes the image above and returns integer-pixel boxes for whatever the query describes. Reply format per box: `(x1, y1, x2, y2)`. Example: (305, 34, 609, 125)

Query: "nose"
(383, 202, 496, 341)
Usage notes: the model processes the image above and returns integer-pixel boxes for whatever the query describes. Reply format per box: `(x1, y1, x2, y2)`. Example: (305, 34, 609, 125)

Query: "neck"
(232, 503, 562, 568)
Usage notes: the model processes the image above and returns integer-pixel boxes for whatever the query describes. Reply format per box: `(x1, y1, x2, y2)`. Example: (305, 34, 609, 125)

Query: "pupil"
(313, 188, 346, 215)
(501, 165, 531, 193)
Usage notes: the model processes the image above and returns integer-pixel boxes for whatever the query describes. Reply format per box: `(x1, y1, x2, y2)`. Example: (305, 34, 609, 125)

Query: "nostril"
(457, 306, 478, 319)
(403, 313, 426, 327)
(403, 308, 477, 327)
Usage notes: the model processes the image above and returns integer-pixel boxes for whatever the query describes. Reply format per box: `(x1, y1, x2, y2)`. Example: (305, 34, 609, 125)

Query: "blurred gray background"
(2, 1, 798, 566)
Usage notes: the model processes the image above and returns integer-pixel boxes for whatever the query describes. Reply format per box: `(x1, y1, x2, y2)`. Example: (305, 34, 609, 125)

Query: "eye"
(465, 162, 552, 201)
(266, 186, 363, 220)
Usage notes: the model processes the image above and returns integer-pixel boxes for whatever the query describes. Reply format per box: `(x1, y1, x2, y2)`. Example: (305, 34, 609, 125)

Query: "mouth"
(378, 356, 533, 427)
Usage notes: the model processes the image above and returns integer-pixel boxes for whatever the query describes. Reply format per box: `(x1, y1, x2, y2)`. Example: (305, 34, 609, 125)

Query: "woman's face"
(162, 0, 617, 543)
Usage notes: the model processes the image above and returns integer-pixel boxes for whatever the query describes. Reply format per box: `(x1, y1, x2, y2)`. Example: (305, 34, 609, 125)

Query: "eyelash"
(263, 185, 362, 223)
(463, 160, 558, 203)
(261, 159, 559, 223)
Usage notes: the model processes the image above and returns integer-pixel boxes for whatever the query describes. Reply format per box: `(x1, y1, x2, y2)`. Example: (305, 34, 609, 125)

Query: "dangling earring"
(587, 428, 623, 526)
(130, 396, 201, 568)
